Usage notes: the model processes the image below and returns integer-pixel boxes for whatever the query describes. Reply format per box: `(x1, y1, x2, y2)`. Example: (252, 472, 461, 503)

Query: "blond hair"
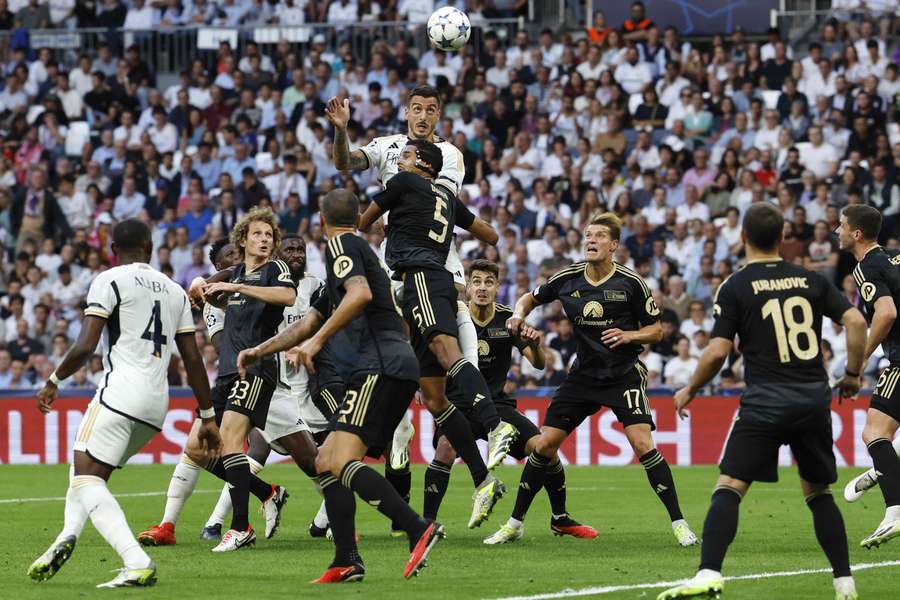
(230, 207, 282, 258)
(588, 211, 623, 241)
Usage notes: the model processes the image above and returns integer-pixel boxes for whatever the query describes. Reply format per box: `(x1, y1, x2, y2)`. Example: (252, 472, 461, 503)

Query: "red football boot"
(137, 522, 176, 546)
(551, 515, 599, 539)
(403, 521, 446, 579)
(312, 563, 365, 583)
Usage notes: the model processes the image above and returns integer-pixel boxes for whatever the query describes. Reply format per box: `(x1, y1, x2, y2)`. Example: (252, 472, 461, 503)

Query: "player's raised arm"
(325, 96, 370, 171)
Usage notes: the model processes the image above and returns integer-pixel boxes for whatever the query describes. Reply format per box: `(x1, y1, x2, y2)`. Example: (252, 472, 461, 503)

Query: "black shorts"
(871, 364, 900, 423)
(220, 374, 277, 430)
(332, 372, 418, 458)
(434, 403, 539, 460)
(544, 364, 654, 433)
(720, 384, 836, 484)
(402, 268, 458, 378)
(313, 382, 345, 422)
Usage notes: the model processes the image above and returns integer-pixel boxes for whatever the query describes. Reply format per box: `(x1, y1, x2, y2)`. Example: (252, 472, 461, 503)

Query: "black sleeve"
(532, 275, 565, 304)
(332, 237, 369, 290)
(454, 195, 476, 230)
(311, 283, 332, 318)
(266, 259, 298, 288)
(821, 276, 853, 323)
(372, 172, 410, 211)
(632, 275, 661, 326)
(710, 277, 740, 341)
(857, 258, 892, 307)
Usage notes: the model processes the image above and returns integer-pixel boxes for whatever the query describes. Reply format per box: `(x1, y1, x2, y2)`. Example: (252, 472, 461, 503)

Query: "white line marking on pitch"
(488, 560, 900, 600)
(0, 489, 220, 504)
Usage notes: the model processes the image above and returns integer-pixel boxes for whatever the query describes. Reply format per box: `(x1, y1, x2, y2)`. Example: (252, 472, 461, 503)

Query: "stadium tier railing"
(0, 18, 524, 78)
(0, 387, 878, 467)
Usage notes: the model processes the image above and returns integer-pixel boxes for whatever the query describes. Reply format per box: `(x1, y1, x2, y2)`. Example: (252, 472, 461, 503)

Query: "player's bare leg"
(624, 423, 697, 546)
(860, 409, 900, 548)
(31, 451, 156, 587)
(429, 333, 516, 469)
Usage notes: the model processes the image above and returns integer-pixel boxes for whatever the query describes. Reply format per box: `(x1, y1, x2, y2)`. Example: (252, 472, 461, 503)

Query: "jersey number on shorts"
(228, 379, 251, 407)
(760, 296, 817, 363)
(337, 389, 359, 423)
(427, 189, 449, 244)
(141, 300, 168, 358)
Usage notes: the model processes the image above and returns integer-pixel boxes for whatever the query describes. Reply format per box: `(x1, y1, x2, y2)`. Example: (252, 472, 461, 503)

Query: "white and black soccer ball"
(427, 7, 471, 51)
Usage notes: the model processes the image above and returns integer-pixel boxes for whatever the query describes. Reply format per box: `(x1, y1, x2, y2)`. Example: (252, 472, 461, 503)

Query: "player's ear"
(111, 241, 119, 258)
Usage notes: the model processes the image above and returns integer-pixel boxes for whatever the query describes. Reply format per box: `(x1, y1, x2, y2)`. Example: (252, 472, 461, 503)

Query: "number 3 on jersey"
(141, 300, 168, 358)
(760, 296, 817, 363)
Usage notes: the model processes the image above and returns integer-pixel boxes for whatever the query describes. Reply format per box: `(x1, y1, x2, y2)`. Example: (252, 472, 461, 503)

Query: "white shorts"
(72, 401, 157, 468)
(261, 386, 310, 455)
(445, 243, 466, 287)
(299, 392, 329, 434)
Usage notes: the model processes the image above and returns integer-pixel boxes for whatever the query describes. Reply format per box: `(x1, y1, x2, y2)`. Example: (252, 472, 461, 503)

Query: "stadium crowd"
(0, 0, 897, 393)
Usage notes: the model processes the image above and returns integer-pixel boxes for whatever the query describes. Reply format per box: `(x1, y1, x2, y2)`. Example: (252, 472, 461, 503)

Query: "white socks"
(72, 475, 151, 570)
(206, 457, 264, 527)
(313, 499, 329, 529)
(161, 455, 201, 525)
(834, 576, 856, 596)
(456, 302, 479, 366)
(507, 517, 523, 529)
(55, 466, 88, 544)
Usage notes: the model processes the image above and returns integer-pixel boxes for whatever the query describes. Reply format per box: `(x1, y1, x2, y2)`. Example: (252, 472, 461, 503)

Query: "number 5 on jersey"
(428, 187, 449, 244)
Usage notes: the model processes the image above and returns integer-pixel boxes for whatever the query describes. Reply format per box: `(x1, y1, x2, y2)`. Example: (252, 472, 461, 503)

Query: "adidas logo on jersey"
(570, 290, 581, 298)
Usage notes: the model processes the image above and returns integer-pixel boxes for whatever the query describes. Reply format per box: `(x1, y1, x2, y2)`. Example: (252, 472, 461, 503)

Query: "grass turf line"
(1, 464, 898, 599)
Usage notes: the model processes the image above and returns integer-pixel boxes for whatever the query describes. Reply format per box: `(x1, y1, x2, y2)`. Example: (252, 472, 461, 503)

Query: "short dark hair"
(408, 84, 442, 108)
(321, 189, 359, 228)
(281, 234, 303, 244)
(208, 237, 231, 268)
(843, 204, 882, 241)
(742, 203, 783, 251)
(469, 259, 499, 280)
(405, 138, 443, 178)
(112, 219, 152, 254)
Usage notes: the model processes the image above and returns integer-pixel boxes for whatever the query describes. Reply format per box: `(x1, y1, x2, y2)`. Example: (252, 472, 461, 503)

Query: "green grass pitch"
(2, 464, 898, 599)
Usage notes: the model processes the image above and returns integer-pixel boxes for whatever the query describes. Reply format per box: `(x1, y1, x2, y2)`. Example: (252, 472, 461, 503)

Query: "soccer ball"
(427, 7, 471, 51)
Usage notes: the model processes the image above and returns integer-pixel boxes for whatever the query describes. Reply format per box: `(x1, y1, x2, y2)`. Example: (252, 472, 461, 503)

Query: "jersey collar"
(470, 303, 495, 327)
(583, 262, 615, 287)
(864, 244, 882, 257)
(744, 257, 784, 264)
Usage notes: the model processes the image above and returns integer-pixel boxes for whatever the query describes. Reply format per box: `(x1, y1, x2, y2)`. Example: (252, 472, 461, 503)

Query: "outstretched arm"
(326, 96, 370, 171)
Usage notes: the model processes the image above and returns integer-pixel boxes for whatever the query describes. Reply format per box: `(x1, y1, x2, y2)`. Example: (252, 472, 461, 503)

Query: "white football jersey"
(358, 133, 465, 194)
(276, 275, 323, 391)
(84, 263, 194, 429)
(203, 302, 225, 339)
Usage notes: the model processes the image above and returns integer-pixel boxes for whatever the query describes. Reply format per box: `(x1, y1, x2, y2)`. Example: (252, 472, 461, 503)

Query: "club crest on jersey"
(478, 339, 490, 356)
(333, 256, 354, 278)
(861, 281, 876, 302)
(583, 301, 604, 318)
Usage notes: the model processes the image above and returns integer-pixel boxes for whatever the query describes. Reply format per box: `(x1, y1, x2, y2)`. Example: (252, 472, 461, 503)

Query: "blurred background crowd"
(0, 0, 897, 393)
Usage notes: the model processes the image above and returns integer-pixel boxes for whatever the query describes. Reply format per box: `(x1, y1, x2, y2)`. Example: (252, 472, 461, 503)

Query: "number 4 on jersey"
(142, 300, 168, 357)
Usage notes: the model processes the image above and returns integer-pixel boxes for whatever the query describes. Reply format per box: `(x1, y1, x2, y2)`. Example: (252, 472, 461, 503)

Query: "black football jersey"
(448, 303, 527, 408)
(218, 259, 296, 384)
(532, 262, 660, 381)
(854, 245, 900, 364)
(307, 284, 353, 397)
(373, 170, 475, 274)
(712, 258, 851, 384)
(313, 232, 419, 382)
